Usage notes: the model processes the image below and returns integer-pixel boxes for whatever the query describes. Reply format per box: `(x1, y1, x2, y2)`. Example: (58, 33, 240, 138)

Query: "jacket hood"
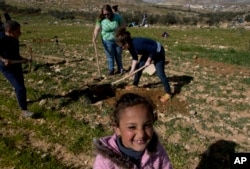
(93, 134, 158, 169)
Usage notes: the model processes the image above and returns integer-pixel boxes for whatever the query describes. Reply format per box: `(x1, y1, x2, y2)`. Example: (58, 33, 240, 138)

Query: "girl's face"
(115, 104, 154, 152)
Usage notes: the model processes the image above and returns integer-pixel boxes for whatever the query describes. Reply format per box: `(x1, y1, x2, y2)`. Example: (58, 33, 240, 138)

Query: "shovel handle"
(9, 60, 28, 64)
(111, 65, 147, 85)
(93, 42, 101, 77)
(28, 46, 33, 72)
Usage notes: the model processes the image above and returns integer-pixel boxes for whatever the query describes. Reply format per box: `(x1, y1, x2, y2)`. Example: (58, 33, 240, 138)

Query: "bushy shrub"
(1, 4, 41, 15)
(48, 10, 75, 20)
(245, 14, 250, 22)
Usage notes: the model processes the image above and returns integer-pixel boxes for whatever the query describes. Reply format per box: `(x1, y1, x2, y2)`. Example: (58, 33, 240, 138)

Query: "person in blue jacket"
(115, 27, 171, 102)
(0, 15, 5, 34)
(0, 20, 33, 117)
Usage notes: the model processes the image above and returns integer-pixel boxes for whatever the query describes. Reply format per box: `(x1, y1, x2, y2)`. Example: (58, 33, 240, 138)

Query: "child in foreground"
(93, 93, 173, 169)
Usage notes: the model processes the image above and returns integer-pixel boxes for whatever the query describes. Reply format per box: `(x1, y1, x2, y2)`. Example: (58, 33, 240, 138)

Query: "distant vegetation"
(0, 1, 248, 26)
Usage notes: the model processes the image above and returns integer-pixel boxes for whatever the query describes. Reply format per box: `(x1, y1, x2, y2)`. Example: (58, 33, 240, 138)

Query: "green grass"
(0, 135, 67, 169)
(0, 11, 249, 169)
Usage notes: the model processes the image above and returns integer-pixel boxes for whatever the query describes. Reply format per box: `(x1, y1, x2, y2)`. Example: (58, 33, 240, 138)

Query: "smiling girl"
(93, 93, 173, 169)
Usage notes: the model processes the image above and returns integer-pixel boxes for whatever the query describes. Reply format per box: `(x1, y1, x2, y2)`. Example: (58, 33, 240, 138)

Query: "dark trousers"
(133, 46, 171, 94)
(0, 62, 27, 110)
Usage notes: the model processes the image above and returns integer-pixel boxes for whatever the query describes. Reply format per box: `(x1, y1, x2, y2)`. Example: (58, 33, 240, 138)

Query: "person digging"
(115, 27, 172, 102)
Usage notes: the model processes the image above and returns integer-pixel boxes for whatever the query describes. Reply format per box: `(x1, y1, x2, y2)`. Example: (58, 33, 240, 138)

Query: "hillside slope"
(3, 0, 250, 12)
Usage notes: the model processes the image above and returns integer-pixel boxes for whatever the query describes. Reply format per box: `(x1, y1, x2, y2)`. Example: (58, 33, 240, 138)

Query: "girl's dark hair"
(111, 93, 156, 126)
(4, 12, 11, 21)
(98, 4, 114, 21)
(4, 20, 20, 32)
(115, 26, 132, 46)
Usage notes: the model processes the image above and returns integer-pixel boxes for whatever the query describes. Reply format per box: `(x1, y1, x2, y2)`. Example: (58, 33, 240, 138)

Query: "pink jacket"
(93, 134, 173, 169)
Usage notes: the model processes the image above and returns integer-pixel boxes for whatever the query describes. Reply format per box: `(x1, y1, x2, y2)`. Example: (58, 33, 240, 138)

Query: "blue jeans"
(0, 62, 27, 110)
(133, 46, 171, 94)
(102, 39, 123, 72)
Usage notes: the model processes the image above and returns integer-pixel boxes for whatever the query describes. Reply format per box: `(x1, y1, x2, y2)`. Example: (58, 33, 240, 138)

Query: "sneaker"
(120, 69, 126, 75)
(125, 85, 137, 90)
(22, 110, 34, 118)
(160, 93, 171, 102)
(115, 69, 125, 75)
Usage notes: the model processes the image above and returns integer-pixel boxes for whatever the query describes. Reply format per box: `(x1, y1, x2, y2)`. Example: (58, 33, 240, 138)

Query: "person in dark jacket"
(112, 5, 119, 14)
(115, 27, 172, 102)
(0, 15, 4, 33)
(4, 12, 11, 21)
(0, 20, 33, 117)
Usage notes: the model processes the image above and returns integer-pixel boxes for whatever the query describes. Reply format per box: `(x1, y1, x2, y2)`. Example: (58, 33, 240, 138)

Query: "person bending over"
(116, 27, 172, 102)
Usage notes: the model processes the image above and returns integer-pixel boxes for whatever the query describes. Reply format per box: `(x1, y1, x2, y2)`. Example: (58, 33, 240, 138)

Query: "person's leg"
(154, 47, 171, 94)
(154, 60, 171, 94)
(133, 55, 147, 86)
(114, 44, 123, 73)
(1, 68, 27, 110)
(102, 39, 115, 74)
(1, 64, 33, 117)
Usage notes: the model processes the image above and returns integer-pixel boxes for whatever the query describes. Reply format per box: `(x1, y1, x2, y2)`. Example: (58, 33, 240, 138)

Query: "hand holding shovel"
(111, 65, 148, 85)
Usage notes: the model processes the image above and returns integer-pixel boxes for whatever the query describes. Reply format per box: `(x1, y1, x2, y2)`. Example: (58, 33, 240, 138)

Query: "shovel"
(28, 46, 33, 73)
(93, 42, 103, 81)
(87, 65, 148, 101)
(111, 64, 147, 86)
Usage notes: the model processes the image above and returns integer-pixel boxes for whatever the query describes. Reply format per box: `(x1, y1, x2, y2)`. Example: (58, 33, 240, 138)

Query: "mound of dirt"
(87, 71, 193, 116)
(103, 87, 189, 115)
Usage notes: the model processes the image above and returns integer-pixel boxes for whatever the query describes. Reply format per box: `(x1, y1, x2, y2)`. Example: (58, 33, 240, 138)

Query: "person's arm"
(0, 55, 28, 65)
(93, 24, 101, 43)
(128, 45, 139, 75)
(145, 57, 152, 66)
(19, 55, 29, 62)
(0, 56, 10, 65)
(158, 143, 173, 169)
(129, 60, 138, 75)
(93, 154, 112, 169)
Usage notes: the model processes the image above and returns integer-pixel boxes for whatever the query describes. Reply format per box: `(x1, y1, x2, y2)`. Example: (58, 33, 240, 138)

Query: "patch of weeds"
(216, 99, 227, 107)
(194, 96, 207, 105)
(199, 119, 209, 131)
(179, 126, 198, 142)
(163, 118, 181, 136)
(240, 78, 250, 85)
(229, 117, 250, 130)
(207, 110, 218, 120)
(205, 49, 249, 67)
(164, 142, 189, 169)
(226, 102, 250, 112)
(0, 135, 67, 169)
(230, 93, 246, 100)
(238, 85, 246, 93)
(68, 123, 109, 154)
(17, 103, 45, 119)
(211, 125, 225, 133)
